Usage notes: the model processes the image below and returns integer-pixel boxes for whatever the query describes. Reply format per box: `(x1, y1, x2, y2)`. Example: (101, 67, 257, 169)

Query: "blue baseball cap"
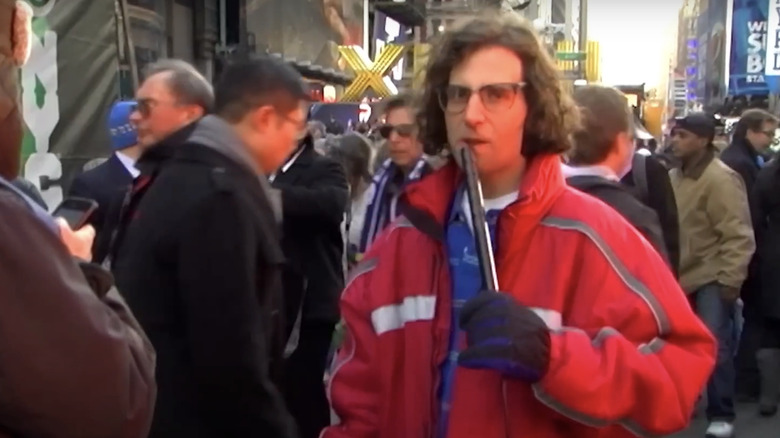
(107, 100, 138, 150)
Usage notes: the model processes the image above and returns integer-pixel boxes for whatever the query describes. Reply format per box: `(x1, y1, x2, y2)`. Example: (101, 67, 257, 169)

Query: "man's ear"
(248, 105, 276, 133)
(613, 131, 634, 152)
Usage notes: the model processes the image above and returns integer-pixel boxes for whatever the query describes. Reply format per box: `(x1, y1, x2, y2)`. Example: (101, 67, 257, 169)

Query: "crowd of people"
(2, 5, 780, 438)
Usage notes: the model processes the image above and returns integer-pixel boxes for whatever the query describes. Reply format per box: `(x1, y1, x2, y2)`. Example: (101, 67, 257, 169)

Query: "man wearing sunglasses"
(111, 57, 307, 438)
(323, 14, 714, 438)
(358, 94, 429, 254)
(129, 59, 213, 149)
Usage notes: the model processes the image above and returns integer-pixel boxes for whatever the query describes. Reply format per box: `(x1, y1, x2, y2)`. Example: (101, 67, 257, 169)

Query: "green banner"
(20, 0, 119, 209)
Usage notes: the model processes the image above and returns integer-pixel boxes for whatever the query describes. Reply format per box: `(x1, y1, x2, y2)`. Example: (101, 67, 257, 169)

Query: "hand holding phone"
(52, 197, 98, 230)
(56, 218, 95, 261)
(52, 197, 98, 260)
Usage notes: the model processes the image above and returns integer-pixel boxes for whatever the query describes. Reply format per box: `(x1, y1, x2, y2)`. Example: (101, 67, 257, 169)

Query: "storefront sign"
(338, 44, 405, 101)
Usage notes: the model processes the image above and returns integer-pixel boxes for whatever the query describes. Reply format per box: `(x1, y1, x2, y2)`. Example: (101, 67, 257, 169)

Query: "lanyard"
(438, 184, 499, 438)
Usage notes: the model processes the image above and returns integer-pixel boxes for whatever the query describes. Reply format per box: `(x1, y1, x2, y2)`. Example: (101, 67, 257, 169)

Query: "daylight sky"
(588, 0, 683, 87)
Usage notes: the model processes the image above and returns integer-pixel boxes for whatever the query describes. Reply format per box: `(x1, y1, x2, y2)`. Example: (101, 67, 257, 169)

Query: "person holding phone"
(322, 14, 715, 438)
(0, 2, 156, 436)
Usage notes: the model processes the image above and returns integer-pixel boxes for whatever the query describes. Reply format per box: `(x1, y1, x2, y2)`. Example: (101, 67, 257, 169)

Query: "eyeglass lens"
(439, 83, 523, 114)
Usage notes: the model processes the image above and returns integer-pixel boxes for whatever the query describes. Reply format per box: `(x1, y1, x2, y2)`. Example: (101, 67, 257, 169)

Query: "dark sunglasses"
(378, 123, 415, 139)
(437, 82, 526, 114)
(133, 99, 154, 118)
(133, 98, 184, 118)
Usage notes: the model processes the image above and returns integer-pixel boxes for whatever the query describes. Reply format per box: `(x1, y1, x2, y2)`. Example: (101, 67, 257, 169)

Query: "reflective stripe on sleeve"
(370, 295, 437, 335)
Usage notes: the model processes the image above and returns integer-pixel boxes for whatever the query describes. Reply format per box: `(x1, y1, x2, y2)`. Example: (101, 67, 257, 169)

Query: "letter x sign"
(338, 44, 406, 102)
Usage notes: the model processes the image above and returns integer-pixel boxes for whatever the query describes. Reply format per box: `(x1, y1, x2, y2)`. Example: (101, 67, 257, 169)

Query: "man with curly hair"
(322, 13, 716, 438)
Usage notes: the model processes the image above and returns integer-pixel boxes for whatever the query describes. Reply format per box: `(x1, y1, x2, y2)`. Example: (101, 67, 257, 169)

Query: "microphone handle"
(459, 147, 499, 292)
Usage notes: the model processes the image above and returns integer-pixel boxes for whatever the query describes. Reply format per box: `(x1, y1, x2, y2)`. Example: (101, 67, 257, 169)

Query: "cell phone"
(52, 197, 98, 230)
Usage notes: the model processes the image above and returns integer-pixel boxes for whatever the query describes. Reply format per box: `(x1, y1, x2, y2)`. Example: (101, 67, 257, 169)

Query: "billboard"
(246, 0, 366, 71)
(696, 0, 709, 103)
(707, 0, 728, 102)
(20, 0, 119, 209)
(728, 0, 780, 95)
(766, 0, 780, 75)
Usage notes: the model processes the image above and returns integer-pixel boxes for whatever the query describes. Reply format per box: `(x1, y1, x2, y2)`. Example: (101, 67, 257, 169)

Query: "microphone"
(458, 146, 499, 292)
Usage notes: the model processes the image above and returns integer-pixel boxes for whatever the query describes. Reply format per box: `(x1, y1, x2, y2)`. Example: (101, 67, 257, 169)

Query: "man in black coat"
(721, 109, 779, 403)
(111, 58, 309, 438)
(752, 157, 780, 415)
(271, 133, 349, 438)
(69, 101, 141, 264)
(565, 85, 670, 265)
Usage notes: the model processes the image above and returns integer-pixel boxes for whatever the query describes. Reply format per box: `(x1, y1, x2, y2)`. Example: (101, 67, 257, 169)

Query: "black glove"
(458, 290, 551, 382)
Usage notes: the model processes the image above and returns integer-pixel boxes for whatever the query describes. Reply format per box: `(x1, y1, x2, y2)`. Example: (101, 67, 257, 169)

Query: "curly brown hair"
(417, 12, 580, 158)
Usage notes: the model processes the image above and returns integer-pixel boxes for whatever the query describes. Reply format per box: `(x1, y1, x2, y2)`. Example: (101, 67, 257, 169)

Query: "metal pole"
(578, 0, 587, 53)
(564, 0, 573, 44)
(219, 0, 226, 46)
(117, 0, 139, 92)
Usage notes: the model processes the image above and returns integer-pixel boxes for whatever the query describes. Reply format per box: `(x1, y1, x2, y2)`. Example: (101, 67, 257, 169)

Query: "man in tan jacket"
(670, 112, 756, 438)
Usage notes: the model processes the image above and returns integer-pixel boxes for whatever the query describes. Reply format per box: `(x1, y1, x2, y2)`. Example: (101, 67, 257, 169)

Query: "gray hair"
(144, 59, 214, 113)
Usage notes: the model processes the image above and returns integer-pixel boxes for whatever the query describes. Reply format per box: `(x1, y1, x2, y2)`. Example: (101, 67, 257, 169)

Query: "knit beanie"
(107, 100, 138, 150)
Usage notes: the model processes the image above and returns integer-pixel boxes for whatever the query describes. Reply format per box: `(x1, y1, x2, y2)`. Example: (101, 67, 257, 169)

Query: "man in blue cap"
(69, 100, 141, 264)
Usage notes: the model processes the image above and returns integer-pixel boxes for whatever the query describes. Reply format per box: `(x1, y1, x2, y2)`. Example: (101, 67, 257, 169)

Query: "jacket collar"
(733, 138, 760, 160)
(561, 163, 619, 181)
(280, 138, 316, 172)
(135, 121, 199, 174)
(681, 148, 715, 180)
(403, 154, 567, 240)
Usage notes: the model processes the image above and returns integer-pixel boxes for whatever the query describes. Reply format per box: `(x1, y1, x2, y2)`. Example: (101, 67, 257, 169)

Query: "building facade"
(122, 0, 355, 100)
(121, 0, 218, 96)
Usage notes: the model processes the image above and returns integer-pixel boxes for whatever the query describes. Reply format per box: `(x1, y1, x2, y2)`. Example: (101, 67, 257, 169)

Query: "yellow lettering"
(338, 44, 406, 101)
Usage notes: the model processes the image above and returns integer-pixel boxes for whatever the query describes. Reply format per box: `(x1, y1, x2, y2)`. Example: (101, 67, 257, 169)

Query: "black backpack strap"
(632, 153, 649, 204)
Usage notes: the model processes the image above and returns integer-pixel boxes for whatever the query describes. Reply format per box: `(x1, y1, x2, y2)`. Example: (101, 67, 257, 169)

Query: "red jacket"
(322, 155, 715, 438)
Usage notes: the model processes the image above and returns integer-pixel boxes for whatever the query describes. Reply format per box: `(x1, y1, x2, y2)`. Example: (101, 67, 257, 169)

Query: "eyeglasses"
(437, 82, 526, 114)
(378, 123, 415, 139)
(133, 98, 178, 118)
